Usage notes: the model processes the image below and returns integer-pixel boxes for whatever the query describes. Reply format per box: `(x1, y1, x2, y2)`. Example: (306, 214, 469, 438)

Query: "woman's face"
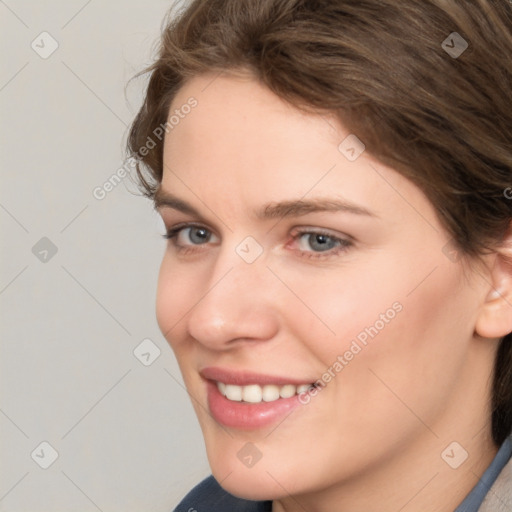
(156, 72, 493, 500)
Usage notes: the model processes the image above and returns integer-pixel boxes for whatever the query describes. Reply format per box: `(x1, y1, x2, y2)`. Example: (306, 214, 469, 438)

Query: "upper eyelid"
(164, 222, 349, 238)
(166, 222, 218, 235)
(157, 206, 230, 235)
(290, 226, 351, 238)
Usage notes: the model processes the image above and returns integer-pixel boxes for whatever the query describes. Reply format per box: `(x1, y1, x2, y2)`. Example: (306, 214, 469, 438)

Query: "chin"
(211, 465, 290, 502)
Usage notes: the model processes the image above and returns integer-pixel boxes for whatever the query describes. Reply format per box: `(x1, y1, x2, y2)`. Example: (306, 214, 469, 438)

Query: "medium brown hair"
(128, 0, 512, 445)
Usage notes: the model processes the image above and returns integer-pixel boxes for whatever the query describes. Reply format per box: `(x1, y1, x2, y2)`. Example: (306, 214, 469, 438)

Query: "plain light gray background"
(0, 1, 210, 510)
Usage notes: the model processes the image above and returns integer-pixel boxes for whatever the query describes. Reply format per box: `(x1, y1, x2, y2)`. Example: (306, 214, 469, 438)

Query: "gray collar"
(456, 435, 512, 512)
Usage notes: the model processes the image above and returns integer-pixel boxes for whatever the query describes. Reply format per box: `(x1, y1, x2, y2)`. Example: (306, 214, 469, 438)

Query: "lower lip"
(206, 380, 303, 430)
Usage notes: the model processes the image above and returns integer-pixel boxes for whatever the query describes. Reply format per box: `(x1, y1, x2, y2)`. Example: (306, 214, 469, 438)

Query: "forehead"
(166, 71, 342, 159)
(161, 73, 434, 229)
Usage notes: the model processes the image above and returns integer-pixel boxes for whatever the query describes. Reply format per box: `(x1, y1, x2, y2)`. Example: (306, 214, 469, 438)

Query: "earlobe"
(475, 223, 512, 339)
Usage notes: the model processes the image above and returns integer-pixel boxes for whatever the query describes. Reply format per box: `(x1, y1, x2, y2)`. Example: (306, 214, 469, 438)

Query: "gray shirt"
(454, 436, 512, 512)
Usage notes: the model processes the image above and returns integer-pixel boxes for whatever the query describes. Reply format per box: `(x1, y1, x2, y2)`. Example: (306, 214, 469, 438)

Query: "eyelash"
(162, 223, 353, 259)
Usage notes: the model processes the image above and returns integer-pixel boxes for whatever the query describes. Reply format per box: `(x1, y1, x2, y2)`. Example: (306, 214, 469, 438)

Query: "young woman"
(128, 1, 512, 510)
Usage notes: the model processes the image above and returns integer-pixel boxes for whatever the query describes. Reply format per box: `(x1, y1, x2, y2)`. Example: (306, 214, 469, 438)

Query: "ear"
(475, 221, 512, 339)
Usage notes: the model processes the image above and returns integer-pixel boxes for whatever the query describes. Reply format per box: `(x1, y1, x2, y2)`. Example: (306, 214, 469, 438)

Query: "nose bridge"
(186, 240, 279, 346)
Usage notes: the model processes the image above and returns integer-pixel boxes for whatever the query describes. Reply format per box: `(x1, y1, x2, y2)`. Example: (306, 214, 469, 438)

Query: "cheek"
(331, 262, 475, 428)
(272, 256, 406, 365)
(280, 250, 475, 408)
(282, 246, 467, 351)
(155, 255, 193, 348)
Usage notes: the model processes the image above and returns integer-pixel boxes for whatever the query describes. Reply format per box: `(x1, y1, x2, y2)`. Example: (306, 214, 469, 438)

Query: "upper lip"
(200, 366, 314, 386)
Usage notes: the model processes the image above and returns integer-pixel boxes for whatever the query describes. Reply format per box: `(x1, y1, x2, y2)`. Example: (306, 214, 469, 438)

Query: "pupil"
(310, 233, 335, 252)
(191, 228, 209, 243)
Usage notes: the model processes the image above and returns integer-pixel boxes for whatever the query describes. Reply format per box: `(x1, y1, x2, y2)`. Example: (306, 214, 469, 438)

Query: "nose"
(185, 249, 280, 350)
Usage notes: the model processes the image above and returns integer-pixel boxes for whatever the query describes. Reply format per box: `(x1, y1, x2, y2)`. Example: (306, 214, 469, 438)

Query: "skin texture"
(155, 71, 511, 512)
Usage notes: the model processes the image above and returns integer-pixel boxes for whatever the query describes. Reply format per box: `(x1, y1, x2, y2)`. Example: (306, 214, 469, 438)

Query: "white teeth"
(279, 384, 296, 398)
(242, 384, 262, 403)
(262, 385, 280, 402)
(216, 381, 311, 403)
(224, 384, 242, 401)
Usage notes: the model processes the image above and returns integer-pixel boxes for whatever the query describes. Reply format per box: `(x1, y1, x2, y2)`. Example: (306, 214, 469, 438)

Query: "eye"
(290, 229, 352, 258)
(298, 233, 339, 252)
(164, 224, 218, 248)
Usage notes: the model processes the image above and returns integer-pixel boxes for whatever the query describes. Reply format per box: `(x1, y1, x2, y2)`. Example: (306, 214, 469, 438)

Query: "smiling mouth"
(216, 381, 315, 403)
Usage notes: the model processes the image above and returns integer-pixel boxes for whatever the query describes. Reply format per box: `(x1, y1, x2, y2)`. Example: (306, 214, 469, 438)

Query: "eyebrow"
(154, 189, 377, 220)
(258, 198, 377, 219)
